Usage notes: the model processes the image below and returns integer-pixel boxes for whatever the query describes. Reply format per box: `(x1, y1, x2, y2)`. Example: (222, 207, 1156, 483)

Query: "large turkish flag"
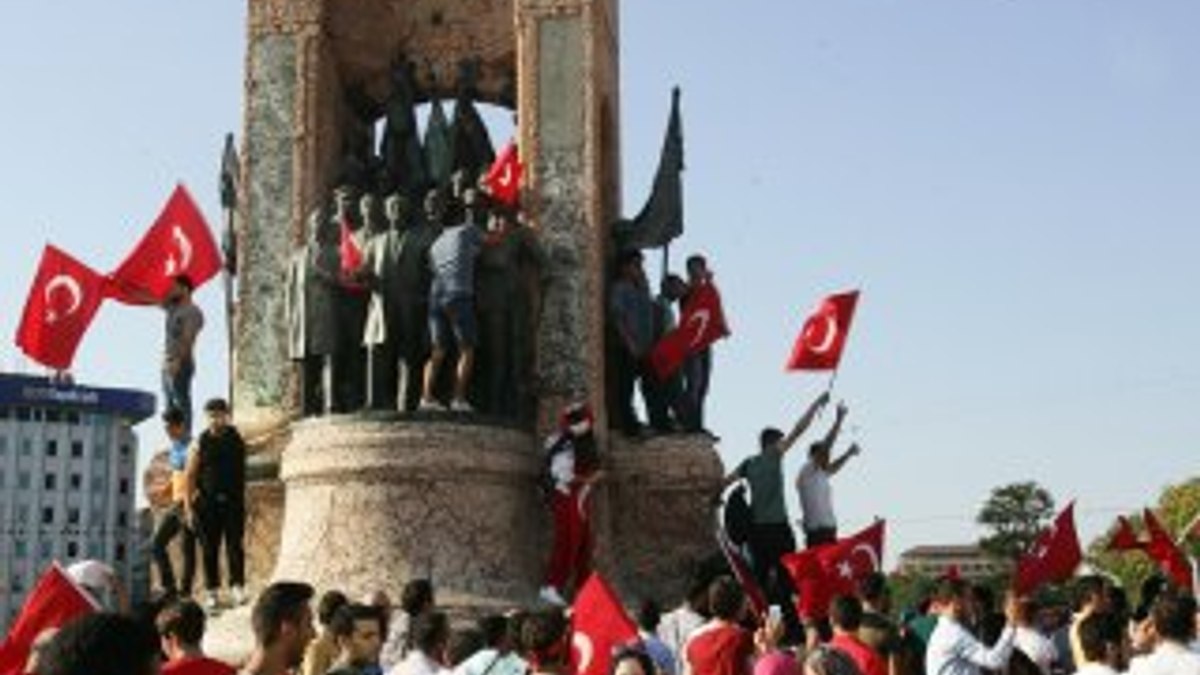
(484, 140, 523, 208)
(786, 290, 859, 371)
(648, 281, 730, 380)
(782, 520, 885, 620)
(0, 563, 97, 675)
(570, 573, 638, 675)
(14, 245, 108, 370)
(1013, 502, 1083, 595)
(107, 184, 221, 304)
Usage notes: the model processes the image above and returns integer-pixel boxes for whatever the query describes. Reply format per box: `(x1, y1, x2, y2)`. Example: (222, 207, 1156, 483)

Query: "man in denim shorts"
(420, 188, 484, 412)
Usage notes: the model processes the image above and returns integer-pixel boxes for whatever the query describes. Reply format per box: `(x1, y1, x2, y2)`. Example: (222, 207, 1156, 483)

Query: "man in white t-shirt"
(794, 402, 860, 548)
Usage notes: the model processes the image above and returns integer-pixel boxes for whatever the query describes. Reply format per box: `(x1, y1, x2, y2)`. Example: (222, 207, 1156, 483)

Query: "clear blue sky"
(2, 2, 1197, 566)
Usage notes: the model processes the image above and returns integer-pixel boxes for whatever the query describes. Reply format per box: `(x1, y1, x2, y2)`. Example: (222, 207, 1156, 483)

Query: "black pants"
(613, 346, 653, 434)
(748, 522, 797, 603)
(804, 526, 837, 549)
(151, 504, 196, 594)
(196, 497, 245, 590)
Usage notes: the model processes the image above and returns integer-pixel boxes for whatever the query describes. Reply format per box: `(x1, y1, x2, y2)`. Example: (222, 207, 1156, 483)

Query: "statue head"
(333, 185, 359, 226)
(307, 205, 332, 244)
(384, 193, 409, 229)
(360, 194, 385, 235)
(423, 188, 446, 227)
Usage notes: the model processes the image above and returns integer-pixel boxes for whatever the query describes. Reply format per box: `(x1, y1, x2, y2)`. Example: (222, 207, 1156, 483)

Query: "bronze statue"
(424, 96, 454, 190)
(360, 193, 403, 410)
(388, 189, 441, 411)
(449, 60, 495, 183)
(381, 60, 427, 202)
(286, 206, 342, 416)
(475, 209, 547, 420)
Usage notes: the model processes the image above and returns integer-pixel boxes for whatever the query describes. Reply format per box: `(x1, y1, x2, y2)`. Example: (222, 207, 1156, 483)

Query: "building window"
(41, 507, 54, 525)
(67, 508, 80, 525)
(39, 539, 52, 560)
(44, 409, 62, 423)
(0, 407, 9, 419)
(91, 475, 105, 492)
(44, 474, 57, 491)
(118, 478, 129, 496)
(21, 438, 32, 455)
(45, 440, 58, 457)
(70, 441, 84, 458)
(15, 407, 31, 421)
(91, 509, 104, 525)
(66, 411, 80, 425)
(16, 504, 29, 524)
(94, 442, 108, 460)
(119, 444, 131, 458)
(10, 575, 24, 593)
(17, 471, 31, 489)
(117, 511, 128, 527)
(70, 473, 82, 490)
(115, 543, 126, 563)
(13, 539, 27, 557)
(66, 541, 79, 558)
(88, 540, 103, 558)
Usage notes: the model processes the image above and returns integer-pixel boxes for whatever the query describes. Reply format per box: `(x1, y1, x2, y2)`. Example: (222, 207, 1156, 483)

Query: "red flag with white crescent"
(484, 140, 523, 208)
(1012, 502, 1083, 595)
(786, 290, 859, 371)
(570, 573, 638, 675)
(0, 562, 98, 674)
(107, 184, 222, 304)
(648, 281, 730, 381)
(781, 520, 885, 620)
(14, 245, 108, 370)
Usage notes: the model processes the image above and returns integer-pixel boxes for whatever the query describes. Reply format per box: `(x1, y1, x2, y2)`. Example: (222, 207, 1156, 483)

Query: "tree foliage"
(976, 481, 1056, 562)
(1087, 476, 1200, 600)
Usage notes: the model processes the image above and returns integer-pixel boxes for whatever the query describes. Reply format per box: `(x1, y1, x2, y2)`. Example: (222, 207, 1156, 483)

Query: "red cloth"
(785, 290, 859, 371)
(14, 245, 107, 370)
(715, 526, 768, 618)
(781, 521, 886, 620)
(570, 573, 638, 675)
(1107, 515, 1146, 552)
(546, 487, 593, 590)
(0, 563, 97, 675)
(1013, 502, 1083, 595)
(484, 141, 523, 208)
(649, 280, 730, 380)
(1143, 508, 1192, 588)
(684, 622, 754, 675)
(830, 633, 887, 675)
(107, 184, 221, 303)
(162, 656, 236, 675)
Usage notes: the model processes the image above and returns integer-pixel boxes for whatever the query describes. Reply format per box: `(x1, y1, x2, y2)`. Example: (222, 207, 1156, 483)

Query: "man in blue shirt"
(150, 407, 197, 598)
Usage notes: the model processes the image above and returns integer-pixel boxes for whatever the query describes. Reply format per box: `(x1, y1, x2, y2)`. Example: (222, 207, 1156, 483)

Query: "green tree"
(1088, 476, 1200, 599)
(976, 481, 1056, 562)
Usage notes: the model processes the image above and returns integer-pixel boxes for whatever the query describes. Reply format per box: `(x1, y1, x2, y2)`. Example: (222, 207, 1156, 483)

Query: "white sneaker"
(450, 399, 474, 413)
(539, 586, 566, 606)
(418, 398, 443, 412)
(203, 591, 219, 612)
(231, 585, 248, 606)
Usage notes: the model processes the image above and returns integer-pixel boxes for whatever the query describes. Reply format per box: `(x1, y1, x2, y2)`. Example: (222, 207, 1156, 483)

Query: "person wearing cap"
(163, 274, 205, 432)
(150, 406, 198, 598)
(185, 397, 247, 611)
(538, 403, 602, 606)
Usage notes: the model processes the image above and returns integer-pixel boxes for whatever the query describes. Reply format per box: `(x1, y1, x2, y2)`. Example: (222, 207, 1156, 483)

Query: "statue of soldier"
(381, 59, 427, 203)
(449, 60, 495, 184)
(359, 193, 403, 410)
(390, 189, 442, 411)
(332, 185, 368, 411)
(475, 208, 547, 420)
(285, 206, 342, 415)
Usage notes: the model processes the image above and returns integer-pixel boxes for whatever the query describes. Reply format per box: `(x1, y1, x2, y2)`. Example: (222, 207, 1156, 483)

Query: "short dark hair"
(330, 603, 384, 639)
(933, 577, 968, 604)
(401, 578, 434, 616)
(1077, 612, 1122, 662)
(477, 614, 509, 649)
(173, 275, 195, 292)
(156, 599, 206, 646)
(857, 572, 888, 605)
(252, 581, 315, 646)
(759, 427, 784, 451)
(203, 398, 230, 414)
(636, 599, 661, 633)
(40, 612, 159, 675)
(521, 609, 569, 666)
(685, 254, 707, 272)
(317, 589, 350, 627)
(161, 407, 186, 426)
(1151, 590, 1198, 643)
(830, 595, 864, 631)
(447, 627, 486, 667)
(412, 611, 450, 654)
(611, 646, 656, 675)
(708, 576, 745, 621)
(1074, 575, 1108, 611)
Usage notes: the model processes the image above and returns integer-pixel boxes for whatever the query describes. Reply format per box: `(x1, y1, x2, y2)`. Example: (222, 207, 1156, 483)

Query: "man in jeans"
(162, 275, 205, 432)
(185, 398, 246, 610)
(150, 407, 197, 598)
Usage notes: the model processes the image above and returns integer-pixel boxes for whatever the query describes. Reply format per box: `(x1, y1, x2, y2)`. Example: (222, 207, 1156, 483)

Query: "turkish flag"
(484, 140, 523, 208)
(14, 245, 108, 371)
(715, 520, 769, 617)
(1106, 515, 1146, 553)
(649, 281, 730, 380)
(1143, 508, 1192, 589)
(108, 184, 221, 304)
(1013, 502, 1082, 595)
(785, 290, 860, 371)
(781, 520, 885, 620)
(570, 573, 638, 675)
(0, 563, 98, 675)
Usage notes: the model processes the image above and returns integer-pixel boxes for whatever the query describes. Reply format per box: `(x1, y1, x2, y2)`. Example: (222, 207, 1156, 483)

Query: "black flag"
(615, 87, 684, 250)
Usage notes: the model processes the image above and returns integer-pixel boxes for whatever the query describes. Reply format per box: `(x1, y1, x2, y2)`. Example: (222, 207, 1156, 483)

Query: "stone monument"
(224, 0, 722, 630)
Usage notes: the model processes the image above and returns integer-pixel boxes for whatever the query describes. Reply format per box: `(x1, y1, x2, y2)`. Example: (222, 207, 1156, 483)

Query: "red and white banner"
(0, 563, 98, 675)
(786, 290, 859, 371)
(649, 281, 730, 380)
(484, 140, 523, 208)
(782, 520, 885, 620)
(14, 245, 108, 370)
(570, 573, 638, 675)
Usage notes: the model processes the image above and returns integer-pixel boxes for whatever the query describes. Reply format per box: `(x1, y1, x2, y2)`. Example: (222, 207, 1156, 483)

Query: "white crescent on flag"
(804, 313, 838, 353)
(686, 308, 712, 349)
(43, 274, 83, 324)
(164, 225, 194, 276)
(498, 162, 515, 188)
(573, 631, 595, 675)
(851, 542, 880, 572)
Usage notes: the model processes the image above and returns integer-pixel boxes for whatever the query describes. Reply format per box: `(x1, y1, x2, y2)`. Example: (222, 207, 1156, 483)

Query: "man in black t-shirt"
(185, 397, 247, 611)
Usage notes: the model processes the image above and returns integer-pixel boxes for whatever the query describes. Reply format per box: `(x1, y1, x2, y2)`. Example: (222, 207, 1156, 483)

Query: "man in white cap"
(538, 402, 602, 606)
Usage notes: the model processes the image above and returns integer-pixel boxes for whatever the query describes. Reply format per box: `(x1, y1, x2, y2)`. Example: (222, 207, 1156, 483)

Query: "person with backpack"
(538, 402, 602, 606)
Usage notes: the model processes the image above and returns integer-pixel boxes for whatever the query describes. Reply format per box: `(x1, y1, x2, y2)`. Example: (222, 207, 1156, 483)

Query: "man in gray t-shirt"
(420, 188, 484, 413)
(722, 391, 829, 605)
(163, 275, 205, 432)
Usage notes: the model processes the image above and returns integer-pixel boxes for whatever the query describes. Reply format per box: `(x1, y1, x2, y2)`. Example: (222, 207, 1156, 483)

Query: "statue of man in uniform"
(286, 206, 342, 415)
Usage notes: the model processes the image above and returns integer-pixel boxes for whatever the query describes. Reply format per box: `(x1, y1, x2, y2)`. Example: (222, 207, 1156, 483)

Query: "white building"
(0, 373, 154, 630)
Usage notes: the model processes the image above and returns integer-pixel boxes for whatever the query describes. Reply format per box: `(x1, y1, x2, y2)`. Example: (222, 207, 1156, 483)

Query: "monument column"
(516, 0, 620, 435)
